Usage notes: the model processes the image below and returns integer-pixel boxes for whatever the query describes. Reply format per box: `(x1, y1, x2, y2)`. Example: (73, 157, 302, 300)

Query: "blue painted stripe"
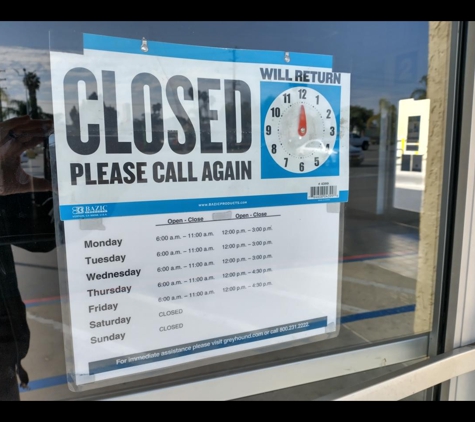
(340, 304, 416, 323)
(83, 33, 333, 68)
(342, 252, 418, 263)
(20, 374, 67, 392)
(59, 191, 349, 221)
(20, 304, 416, 392)
(25, 299, 60, 308)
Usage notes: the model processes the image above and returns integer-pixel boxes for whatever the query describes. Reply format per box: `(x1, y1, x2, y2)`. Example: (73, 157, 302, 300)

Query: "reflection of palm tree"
(5, 99, 51, 119)
(411, 75, 427, 100)
(23, 70, 41, 118)
(5, 99, 28, 117)
(350, 105, 373, 135)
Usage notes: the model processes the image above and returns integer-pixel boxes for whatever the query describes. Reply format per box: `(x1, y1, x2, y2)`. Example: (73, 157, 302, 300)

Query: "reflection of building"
(401, 116, 422, 172)
(394, 98, 430, 212)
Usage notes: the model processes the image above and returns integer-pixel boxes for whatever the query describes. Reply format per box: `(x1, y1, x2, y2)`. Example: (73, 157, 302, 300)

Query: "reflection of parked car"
(296, 139, 326, 155)
(349, 133, 370, 150)
(350, 145, 364, 166)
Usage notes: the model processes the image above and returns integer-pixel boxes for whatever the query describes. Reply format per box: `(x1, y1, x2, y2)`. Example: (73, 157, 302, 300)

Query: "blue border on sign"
(82, 33, 333, 68)
(59, 191, 349, 221)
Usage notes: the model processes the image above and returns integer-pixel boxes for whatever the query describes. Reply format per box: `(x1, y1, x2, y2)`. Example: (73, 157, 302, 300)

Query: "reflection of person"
(0, 116, 53, 195)
(0, 115, 55, 401)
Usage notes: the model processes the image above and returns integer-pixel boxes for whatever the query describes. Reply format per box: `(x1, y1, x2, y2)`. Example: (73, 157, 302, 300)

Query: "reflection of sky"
(0, 21, 428, 115)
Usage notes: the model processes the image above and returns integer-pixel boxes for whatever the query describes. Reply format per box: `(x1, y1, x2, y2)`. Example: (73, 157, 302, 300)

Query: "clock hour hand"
(298, 105, 307, 137)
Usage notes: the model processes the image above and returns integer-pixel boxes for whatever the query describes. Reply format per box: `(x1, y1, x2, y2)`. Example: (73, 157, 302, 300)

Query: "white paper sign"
(49, 32, 350, 390)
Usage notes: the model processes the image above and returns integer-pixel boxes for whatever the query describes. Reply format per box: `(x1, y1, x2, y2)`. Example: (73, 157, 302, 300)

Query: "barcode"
(309, 185, 338, 198)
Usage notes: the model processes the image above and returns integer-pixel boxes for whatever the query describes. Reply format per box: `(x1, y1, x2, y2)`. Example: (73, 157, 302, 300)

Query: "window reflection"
(0, 21, 439, 401)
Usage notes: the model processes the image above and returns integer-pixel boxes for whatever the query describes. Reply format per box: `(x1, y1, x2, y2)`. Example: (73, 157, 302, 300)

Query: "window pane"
(0, 21, 449, 400)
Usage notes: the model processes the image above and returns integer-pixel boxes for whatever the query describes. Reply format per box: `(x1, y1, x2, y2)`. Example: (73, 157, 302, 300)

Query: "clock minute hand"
(298, 105, 307, 137)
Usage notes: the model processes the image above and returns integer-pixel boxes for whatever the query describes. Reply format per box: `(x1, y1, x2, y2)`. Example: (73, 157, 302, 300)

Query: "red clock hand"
(298, 105, 307, 136)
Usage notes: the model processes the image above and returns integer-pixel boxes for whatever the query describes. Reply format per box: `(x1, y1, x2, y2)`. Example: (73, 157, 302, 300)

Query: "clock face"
(263, 86, 337, 174)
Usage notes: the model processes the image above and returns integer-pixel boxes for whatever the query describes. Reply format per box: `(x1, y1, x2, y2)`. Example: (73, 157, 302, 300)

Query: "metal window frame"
(98, 337, 428, 401)
(315, 342, 475, 401)
(442, 20, 475, 401)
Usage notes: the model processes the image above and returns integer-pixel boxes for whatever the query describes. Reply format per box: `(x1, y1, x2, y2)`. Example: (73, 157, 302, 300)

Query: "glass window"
(0, 21, 452, 400)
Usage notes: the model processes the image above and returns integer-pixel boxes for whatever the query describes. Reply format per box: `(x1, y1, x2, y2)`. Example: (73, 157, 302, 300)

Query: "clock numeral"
(315, 95, 319, 105)
(284, 158, 288, 167)
(266, 125, 272, 135)
(326, 143, 330, 150)
(298, 89, 307, 99)
(315, 158, 320, 167)
(283, 93, 290, 103)
(271, 144, 277, 154)
(326, 109, 332, 119)
(271, 107, 281, 118)
(299, 162, 305, 172)
(330, 126, 335, 136)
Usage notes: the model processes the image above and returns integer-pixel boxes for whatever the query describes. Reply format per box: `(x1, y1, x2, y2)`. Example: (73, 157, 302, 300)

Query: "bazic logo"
(72, 206, 84, 215)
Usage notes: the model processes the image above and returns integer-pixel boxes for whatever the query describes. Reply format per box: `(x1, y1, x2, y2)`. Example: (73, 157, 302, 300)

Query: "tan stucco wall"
(414, 21, 452, 333)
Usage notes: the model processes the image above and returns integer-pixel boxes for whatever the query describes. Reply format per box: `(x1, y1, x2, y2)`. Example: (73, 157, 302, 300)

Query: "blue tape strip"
(83, 33, 333, 68)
